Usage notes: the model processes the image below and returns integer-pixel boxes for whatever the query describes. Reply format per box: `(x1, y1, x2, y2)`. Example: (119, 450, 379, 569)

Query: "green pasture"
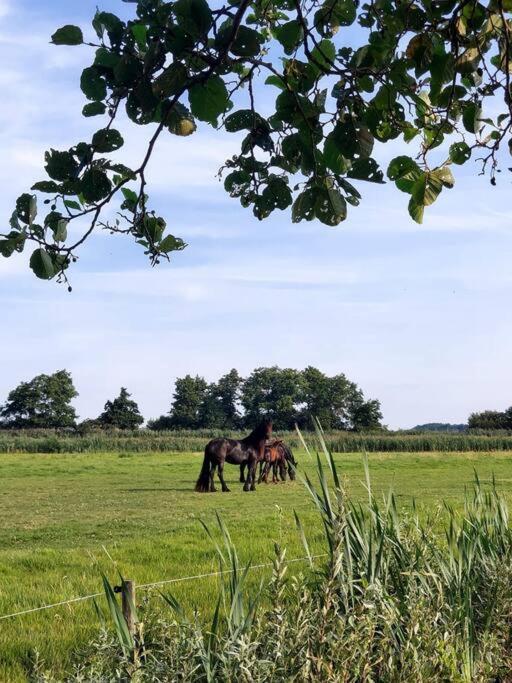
(1, 449, 512, 681)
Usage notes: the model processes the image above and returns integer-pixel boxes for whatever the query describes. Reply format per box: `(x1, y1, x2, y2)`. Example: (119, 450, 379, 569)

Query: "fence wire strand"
(0, 553, 327, 622)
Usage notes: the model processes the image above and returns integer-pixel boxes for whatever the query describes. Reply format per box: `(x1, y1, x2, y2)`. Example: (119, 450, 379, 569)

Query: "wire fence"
(0, 553, 328, 622)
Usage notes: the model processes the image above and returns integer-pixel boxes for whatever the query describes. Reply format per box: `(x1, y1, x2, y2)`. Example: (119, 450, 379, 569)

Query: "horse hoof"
(222, 487, 230, 493)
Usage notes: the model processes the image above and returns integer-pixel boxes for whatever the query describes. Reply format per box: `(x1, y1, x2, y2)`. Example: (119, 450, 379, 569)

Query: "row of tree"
(0, 371, 143, 430)
(0, 366, 383, 432)
(149, 366, 383, 431)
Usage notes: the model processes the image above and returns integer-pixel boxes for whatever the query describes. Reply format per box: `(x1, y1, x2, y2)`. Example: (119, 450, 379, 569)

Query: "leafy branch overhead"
(2, 0, 512, 283)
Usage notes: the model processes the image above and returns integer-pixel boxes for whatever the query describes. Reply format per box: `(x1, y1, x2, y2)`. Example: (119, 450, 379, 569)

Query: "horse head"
(261, 417, 273, 438)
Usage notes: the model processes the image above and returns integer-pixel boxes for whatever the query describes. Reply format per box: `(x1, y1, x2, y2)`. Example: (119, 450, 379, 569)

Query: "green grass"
(2, 449, 512, 681)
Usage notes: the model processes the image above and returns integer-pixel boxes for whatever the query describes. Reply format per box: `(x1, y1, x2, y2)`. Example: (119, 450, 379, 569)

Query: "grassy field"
(2, 449, 512, 681)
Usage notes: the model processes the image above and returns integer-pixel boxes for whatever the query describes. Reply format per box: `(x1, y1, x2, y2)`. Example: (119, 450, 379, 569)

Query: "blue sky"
(1, 0, 511, 429)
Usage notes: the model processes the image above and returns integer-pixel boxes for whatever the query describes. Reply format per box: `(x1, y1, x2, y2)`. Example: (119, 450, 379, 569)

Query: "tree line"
(0, 366, 383, 432)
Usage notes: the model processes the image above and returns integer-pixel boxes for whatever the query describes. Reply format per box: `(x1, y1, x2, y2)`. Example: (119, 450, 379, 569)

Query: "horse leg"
(279, 460, 287, 481)
(209, 461, 217, 492)
(272, 462, 279, 483)
(249, 458, 257, 491)
(244, 456, 256, 492)
(258, 461, 266, 484)
(263, 462, 271, 483)
(217, 461, 230, 492)
(240, 463, 246, 483)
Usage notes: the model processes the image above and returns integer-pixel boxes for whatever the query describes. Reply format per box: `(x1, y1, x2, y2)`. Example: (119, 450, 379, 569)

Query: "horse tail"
(195, 449, 212, 492)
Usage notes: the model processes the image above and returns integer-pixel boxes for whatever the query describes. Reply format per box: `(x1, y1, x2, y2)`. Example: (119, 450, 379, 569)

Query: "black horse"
(195, 419, 272, 493)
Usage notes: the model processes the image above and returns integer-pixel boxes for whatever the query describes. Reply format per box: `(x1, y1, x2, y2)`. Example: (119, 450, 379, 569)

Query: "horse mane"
(242, 419, 272, 445)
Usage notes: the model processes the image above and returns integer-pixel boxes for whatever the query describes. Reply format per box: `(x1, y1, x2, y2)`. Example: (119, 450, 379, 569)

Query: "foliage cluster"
(469, 406, 512, 429)
(0, 376, 142, 431)
(2, 0, 512, 282)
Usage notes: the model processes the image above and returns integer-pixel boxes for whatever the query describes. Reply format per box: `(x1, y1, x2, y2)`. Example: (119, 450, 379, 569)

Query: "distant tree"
(197, 369, 243, 429)
(468, 409, 511, 430)
(350, 398, 383, 431)
(97, 387, 144, 430)
(241, 367, 304, 430)
(76, 418, 103, 434)
(300, 367, 360, 429)
(169, 375, 208, 429)
(412, 423, 467, 433)
(197, 384, 226, 429)
(147, 415, 173, 431)
(0, 370, 78, 428)
(216, 369, 243, 428)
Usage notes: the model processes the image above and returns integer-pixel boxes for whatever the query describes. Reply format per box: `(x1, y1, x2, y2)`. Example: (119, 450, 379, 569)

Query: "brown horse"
(195, 419, 272, 493)
(240, 439, 297, 484)
(258, 439, 298, 483)
(258, 442, 282, 484)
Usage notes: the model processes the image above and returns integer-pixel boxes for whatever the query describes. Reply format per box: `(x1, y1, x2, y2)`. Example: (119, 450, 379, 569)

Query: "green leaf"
(430, 48, 454, 101)
(64, 199, 81, 211)
(30, 248, 56, 280)
(114, 55, 143, 87)
(53, 219, 68, 242)
(408, 196, 424, 223)
(188, 76, 230, 126)
(80, 67, 107, 101)
(224, 109, 268, 133)
(94, 47, 120, 69)
(131, 23, 147, 50)
(152, 62, 188, 99)
(432, 166, 454, 188)
(230, 25, 263, 57)
(45, 150, 79, 182)
(80, 168, 112, 203)
(92, 11, 125, 44)
(174, 0, 212, 37)
(310, 39, 336, 73)
(51, 25, 83, 45)
(224, 170, 251, 197)
(0, 231, 25, 258)
(159, 234, 187, 253)
(387, 156, 421, 193)
(31, 181, 61, 194)
(16, 194, 37, 225)
(347, 158, 384, 183)
(265, 75, 286, 90)
(456, 47, 480, 74)
(317, 186, 347, 225)
(462, 102, 481, 133)
(292, 188, 316, 222)
(315, 0, 356, 36)
(449, 141, 471, 164)
(261, 176, 292, 211)
(83, 102, 107, 117)
(143, 216, 165, 243)
(92, 128, 124, 153)
(275, 20, 303, 55)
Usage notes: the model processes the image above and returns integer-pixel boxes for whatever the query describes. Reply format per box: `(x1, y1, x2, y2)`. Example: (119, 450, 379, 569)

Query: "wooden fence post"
(121, 579, 136, 641)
